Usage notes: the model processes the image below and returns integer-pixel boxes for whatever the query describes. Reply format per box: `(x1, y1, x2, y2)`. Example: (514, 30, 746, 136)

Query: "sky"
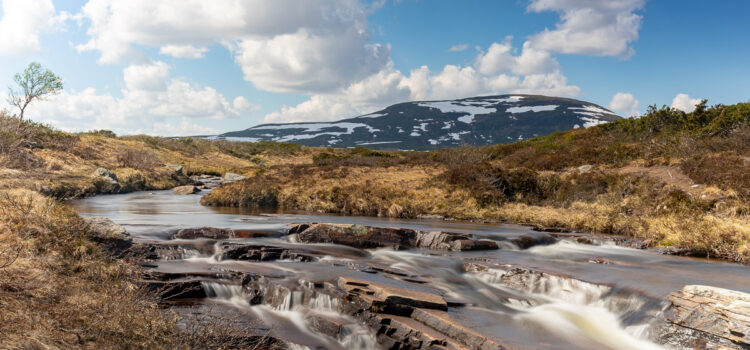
(0, 0, 749, 136)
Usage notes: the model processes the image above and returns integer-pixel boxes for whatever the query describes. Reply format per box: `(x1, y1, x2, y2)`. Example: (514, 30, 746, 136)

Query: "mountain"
(212, 94, 622, 150)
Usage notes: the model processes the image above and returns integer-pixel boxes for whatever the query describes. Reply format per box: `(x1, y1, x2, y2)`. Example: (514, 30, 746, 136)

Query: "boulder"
(666, 285, 750, 347)
(174, 227, 234, 240)
(94, 167, 118, 182)
(173, 185, 200, 195)
(578, 164, 593, 173)
(223, 172, 248, 182)
(93, 168, 121, 192)
(295, 224, 417, 250)
(85, 217, 132, 254)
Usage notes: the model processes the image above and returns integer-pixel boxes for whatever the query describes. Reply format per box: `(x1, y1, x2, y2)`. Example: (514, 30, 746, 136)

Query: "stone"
(412, 309, 507, 350)
(666, 285, 750, 346)
(291, 223, 499, 252)
(296, 224, 417, 250)
(578, 164, 593, 173)
(174, 227, 234, 240)
(85, 217, 132, 254)
(223, 172, 248, 182)
(337, 277, 448, 315)
(94, 167, 118, 182)
(509, 233, 558, 249)
(173, 185, 200, 195)
(221, 243, 317, 262)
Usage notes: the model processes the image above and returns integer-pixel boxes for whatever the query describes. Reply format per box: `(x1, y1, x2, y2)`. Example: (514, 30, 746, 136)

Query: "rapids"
(71, 190, 750, 349)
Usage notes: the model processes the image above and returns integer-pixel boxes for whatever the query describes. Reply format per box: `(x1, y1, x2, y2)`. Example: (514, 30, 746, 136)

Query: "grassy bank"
(0, 112, 297, 348)
(202, 102, 750, 263)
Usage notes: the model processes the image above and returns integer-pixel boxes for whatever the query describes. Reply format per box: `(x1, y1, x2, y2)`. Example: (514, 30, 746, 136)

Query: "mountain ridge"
(212, 94, 621, 150)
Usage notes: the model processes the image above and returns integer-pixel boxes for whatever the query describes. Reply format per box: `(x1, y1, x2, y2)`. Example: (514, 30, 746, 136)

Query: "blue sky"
(0, 0, 748, 135)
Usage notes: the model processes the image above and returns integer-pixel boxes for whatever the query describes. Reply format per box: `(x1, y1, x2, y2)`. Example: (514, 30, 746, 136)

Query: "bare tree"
(7, 62, 63, 122)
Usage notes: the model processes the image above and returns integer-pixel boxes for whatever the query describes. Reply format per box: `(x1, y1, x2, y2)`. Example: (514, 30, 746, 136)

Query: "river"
(71, 190, 750, 350)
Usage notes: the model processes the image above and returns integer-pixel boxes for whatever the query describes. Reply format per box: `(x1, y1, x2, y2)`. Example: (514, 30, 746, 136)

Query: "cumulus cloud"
(260, 39, 581, 124)
(159, 45, 209, 59)
(671, 93, 702, 113)
(608, 92, 639, 117)
(449, 44, 469, 52)
(0, 0, 56, 55)
(75, 0, 389, 93)
(527, 0, 645, 58)
(22, 61, 257, 136)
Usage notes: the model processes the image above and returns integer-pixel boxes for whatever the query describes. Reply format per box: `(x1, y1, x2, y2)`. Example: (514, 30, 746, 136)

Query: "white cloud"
(232, 28, 389, 93)
(475, 37, 559, 76)
(261, 39, 581, 124)
(527, 0, 645, 58)
(75, 0, 390, 93)
(21, 61, 256, 136)
(671, 93, 702, 113)
(0, 0, 56, 55)
(449, 44, 469, 52)
(159, 45, 209, 59)
(607, 92, 639, 117)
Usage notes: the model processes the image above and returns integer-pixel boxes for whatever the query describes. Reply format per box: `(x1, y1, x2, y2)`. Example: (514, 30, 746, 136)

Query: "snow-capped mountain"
(212, 95, 621, 150)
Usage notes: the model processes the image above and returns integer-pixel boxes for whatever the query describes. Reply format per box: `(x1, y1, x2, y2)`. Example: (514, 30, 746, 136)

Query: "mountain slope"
(215, 94, 621, 150)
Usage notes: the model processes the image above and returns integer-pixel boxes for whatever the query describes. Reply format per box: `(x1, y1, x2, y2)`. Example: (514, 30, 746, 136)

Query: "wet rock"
(85, 217, 132, 254)
(291, 223, 499, 252)
(174, 227, 234, 240)
(508, 233, 558, 249)
(412, 308, 507, 350)
(295, 224, 417, 250)
(173, 185, 201, 195)
(665, 285, 750, 347)
(221, 243, 316, 262)
(94, 167, 118, 182)
(337, 277, 447, 316)
(224, 172, 248, 182)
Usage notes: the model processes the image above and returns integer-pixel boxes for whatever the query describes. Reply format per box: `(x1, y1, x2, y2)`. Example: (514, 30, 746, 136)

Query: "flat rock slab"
(173, 185, 201, 195)
(338, 277, 448, 314)
(290, 223, 499, 251)
(667, 285, 750, 346)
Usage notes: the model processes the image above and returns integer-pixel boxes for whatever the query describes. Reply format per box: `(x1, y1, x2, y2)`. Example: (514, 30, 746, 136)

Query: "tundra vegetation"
(202, 102, 750, 263)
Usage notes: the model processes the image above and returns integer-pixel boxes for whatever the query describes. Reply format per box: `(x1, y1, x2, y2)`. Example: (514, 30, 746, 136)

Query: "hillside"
(202, 101, 750, 263)
(214, 94, 621, 150)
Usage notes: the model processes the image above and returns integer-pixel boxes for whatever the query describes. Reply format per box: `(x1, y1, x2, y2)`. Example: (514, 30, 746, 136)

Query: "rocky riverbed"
(73, 189, 750, 350)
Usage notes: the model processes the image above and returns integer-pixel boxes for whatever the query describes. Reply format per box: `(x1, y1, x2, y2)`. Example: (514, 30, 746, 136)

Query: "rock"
(165, 164, 183, 175)
(578, 164, 593, 173)
(337, 277, 447, 316)
(221, 243, 317, 262)
(85, 217, 132, 254)
(291, 223, 499, 252)
(174, 227, 234, 240)
(93, 168, 121, 193)
(412, 308, 507, 350)
(94, 167, 118, 182)
(666, 285, 750, 347)
(509, 233, 558, 249)
(296, 224, 417, 250)
(223, 172, 248, 182)
(173, 185, 200, 195)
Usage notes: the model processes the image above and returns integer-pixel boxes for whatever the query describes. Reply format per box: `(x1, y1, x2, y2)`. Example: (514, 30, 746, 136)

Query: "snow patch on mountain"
(506, 105, 559, 114)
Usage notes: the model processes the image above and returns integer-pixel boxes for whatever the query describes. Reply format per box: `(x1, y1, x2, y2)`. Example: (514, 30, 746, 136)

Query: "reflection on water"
(70, 190, 750, 349)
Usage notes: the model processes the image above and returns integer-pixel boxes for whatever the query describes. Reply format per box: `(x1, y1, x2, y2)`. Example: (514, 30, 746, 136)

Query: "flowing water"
(71, 190, 750, 349)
